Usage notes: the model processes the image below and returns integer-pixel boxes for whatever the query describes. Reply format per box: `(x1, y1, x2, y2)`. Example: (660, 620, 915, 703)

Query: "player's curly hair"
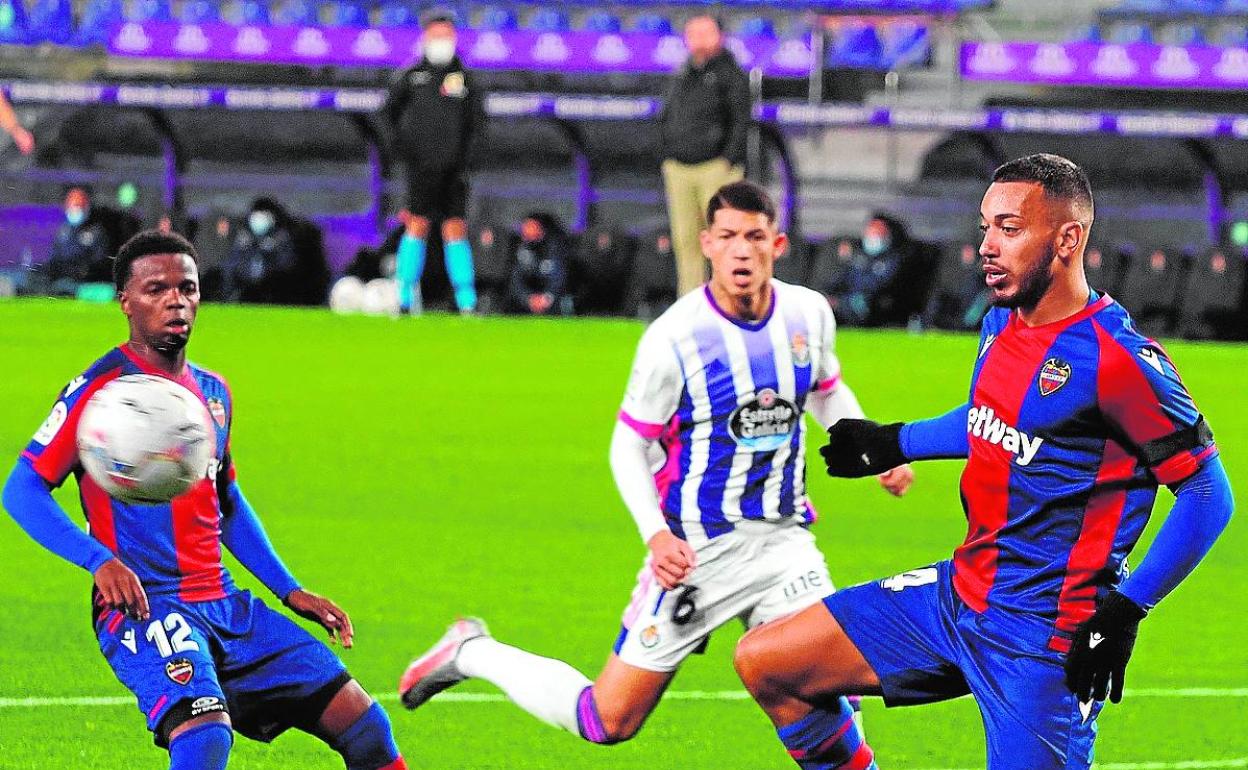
(706, 180, 777, 226)
(113, 230, 199, 293)
(992, 153, 1094, 221)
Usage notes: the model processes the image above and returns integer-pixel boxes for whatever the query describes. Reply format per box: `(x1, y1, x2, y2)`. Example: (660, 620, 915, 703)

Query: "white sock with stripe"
(456, 637, 591, 733)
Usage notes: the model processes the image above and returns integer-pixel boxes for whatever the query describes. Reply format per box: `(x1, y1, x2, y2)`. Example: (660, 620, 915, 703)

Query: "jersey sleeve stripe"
(618, 410, 665, 440)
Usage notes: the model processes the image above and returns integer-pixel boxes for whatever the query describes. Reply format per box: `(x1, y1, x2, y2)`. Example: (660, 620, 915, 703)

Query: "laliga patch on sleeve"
(32, 401, 68, 446)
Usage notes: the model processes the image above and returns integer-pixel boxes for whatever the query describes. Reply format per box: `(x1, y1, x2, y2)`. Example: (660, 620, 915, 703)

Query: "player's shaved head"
(992, 153, 1094, 227)
(114, 230, 198, 293)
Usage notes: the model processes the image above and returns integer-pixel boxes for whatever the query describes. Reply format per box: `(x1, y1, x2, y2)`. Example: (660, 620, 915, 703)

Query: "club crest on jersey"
(1037, 358, 1071, 396)
(207, 397, 227, 428)
(166, 658, 194, 685)
(639, 625, 660, 649)
(729, 388, 798, 452)
(791, 333, 811, 366)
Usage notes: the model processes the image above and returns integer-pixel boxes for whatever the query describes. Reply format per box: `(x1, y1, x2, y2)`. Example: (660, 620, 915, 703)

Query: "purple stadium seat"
(529, 7, 570, 32)
(737, 17, 776, 39)
(180, 0, 219, 24)
(0, 0, 30, 44)
(631, 13, 672, 36)
(827, 23, 883, 70)
(72, 0, 123, 45)
(275, 0, 319, 26)
(328, 1, 370, 27)
(584, 11, 621, 34)
(1104, 21, 1153, 45)
(378, 1, 419, 27)
(30, 0, 74, 45)
(239, 0, 271, 25)
(128, 0, 173, 23)
(478, 6, 518, 31)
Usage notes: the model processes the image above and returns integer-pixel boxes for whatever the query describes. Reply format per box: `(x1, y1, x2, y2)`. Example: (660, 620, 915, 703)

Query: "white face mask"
(424, 38, 456, 66)
(249, 211, 276, 237)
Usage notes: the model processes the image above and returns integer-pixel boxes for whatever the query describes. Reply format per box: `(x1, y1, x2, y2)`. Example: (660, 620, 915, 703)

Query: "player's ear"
(772, 231, 789, 259)
(700, 228, 713, 260)
(1056, 220, 1084, 260)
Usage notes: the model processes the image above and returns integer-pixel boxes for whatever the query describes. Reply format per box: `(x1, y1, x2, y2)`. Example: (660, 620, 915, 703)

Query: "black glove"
(1064, 590, 1148, 704)
(820, 419, 907, 478)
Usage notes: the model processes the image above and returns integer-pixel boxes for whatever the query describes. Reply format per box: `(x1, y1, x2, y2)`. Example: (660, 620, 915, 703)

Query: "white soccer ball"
(329, 276, 366, 313)
(76, 374, 215, 504)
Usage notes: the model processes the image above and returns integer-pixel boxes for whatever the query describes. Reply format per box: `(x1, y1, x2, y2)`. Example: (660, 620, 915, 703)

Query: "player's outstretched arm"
(821, 403, 969, 478)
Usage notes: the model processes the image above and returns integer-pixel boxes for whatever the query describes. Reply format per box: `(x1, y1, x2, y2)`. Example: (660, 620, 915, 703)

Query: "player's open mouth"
(166, 319, 189, 330)
(731, 268, 753, 286)
(983, 265, 1008, 288)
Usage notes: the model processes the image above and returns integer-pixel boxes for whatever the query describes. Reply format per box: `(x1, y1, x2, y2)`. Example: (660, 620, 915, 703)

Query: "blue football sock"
(168, 722, 232, 770)
(395, 235, 426, 311)
(444, 238, 477, 312)
(331, 702, 403, 770)
(777, 698, 876, 770)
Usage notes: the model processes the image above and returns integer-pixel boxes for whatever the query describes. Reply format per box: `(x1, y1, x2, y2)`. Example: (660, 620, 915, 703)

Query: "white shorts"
(614, 519, 834, 672)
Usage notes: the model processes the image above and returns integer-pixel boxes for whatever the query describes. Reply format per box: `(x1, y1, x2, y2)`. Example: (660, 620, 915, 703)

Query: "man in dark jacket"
(659, 15, 750, 296)
(506, 213, 570, 315)
(46, 186, 118, 288)
(380, 11, 485, 315)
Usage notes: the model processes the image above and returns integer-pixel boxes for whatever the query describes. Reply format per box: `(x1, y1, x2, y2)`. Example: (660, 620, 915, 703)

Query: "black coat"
(658, 49, 751, 166)
(380, 56, 486, 169)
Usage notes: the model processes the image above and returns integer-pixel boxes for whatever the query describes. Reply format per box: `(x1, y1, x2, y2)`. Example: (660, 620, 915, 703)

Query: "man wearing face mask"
(828, 213, 915, 327)
(46, 186, 115, 290)
(223, 198, 300, 305)
(380, 11, 485, 315)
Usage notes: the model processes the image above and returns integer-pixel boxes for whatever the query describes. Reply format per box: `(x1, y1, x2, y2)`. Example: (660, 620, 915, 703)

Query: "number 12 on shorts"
(880, 568, 938, 593)
(145, 612, 201, 657)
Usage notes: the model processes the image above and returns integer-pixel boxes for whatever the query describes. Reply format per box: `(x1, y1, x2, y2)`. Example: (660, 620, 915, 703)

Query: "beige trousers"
(661, 157, 745, 297)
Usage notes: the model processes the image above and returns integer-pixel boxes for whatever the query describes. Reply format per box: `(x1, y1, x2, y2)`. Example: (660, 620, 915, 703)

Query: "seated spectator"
(827, 213, 917, 326)
(222, 198, 328, 305)
(506, 213, 570, 315)
(45, 187, 117, 288)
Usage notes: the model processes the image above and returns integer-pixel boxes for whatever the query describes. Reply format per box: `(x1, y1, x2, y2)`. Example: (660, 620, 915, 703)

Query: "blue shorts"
(95, 590, 349, 746)
(823, 561, 1102, 770)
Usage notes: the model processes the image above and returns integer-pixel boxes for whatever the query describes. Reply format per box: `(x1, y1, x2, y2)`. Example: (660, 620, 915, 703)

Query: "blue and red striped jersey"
(956, 294, 1216, 652)
(21, 344, 238, 602)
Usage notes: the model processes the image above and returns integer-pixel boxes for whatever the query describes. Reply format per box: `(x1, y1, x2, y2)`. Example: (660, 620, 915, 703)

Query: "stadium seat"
(1084, 244, 1127, 296)
(1103, 21, 1154, 45)
(179, 0, 219, 24)
(572, 225, 634, 315)
(275, 0, 319, 26)
(1211, 23, 1248, 47)
(378, 1, 419, 28)
(827, 23, 883, 70)
(469, 221, 512, 313)
(583, 11, 621, 34)
(29, 0, 74, 45)
(239, 0, 270, 25)
(1176, 247, 1246, 340)
(1223, 0, 1248, 13)
(328, 0, 370, 27)
(1115, 246, 1189, 337)
(627, 228, 678, 317)
(529, 8, 570, 32)
(72, 0, 123, 45)
(0, 0, 30, 45)
(880, 20, 930, 69)
(772, 237, 811, 286)
(631, 13, 672, 36)
(1157, 22, 1205, 46)
(128, 0, 173, 23)
(477, 6, 518, 31)
(737, 17, 776, 39)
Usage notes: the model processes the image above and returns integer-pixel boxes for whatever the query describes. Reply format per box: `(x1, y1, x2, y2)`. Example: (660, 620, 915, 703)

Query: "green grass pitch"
(0, 298, 1244, 769)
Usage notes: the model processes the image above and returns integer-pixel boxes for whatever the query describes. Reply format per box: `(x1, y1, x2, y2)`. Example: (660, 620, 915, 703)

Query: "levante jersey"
(957, 293, 1217, 651)
(618, 281, 844, 547)
(21, 344, 237, 602)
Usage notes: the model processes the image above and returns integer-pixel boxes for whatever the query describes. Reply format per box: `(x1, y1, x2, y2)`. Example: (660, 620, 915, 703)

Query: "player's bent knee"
(734, 626, 785, 698)
(161, 700, 232, 746)
(167, 720, 233, 770)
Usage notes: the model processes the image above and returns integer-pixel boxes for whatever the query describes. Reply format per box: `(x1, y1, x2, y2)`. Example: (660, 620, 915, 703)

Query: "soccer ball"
(76, 374, 215, 504)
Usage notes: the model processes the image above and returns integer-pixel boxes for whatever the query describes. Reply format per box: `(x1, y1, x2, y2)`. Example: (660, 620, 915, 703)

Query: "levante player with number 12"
(1, 231, 409, 770)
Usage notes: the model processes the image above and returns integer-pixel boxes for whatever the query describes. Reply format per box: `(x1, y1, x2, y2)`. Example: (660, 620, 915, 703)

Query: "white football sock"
(456, 637, 591, 734)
